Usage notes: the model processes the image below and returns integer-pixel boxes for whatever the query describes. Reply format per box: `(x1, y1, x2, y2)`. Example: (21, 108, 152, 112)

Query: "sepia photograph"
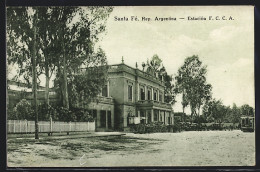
(6, 6, 255, 167)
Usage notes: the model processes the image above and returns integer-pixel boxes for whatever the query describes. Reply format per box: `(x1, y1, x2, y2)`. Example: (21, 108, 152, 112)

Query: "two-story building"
(7, 60, 174, 132)
(104, 61, 174, 131)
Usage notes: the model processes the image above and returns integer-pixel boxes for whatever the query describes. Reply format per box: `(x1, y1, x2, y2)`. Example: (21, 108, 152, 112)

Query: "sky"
(98, 6, 254, 112)
(8, 6, 254, 112)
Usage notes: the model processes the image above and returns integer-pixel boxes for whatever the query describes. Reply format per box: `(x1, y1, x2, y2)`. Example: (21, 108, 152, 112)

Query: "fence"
(7, 119, 95, 134)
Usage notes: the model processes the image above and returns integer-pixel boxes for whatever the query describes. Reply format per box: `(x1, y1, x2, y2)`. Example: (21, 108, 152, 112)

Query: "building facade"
(107, 62, 174, 131)
(7, 62, 174, 132)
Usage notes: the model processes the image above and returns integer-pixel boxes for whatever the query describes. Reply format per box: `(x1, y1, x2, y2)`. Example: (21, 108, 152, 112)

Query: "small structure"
(241, 116, 254, 132)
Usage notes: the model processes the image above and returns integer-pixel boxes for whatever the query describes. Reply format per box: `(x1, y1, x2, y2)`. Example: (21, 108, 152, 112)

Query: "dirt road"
(7, 130, 255, 167)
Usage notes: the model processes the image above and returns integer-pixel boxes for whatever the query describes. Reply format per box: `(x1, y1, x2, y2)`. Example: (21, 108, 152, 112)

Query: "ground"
(7, 130, 255, 167)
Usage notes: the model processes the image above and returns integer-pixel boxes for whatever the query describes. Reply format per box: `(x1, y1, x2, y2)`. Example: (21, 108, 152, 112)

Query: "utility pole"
(32, 9, 39, 139)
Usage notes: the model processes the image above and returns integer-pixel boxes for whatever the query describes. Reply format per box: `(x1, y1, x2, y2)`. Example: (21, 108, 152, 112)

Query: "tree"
(37, 7, 59, 107)
(230, 103, 241, 123)
(68, 48, 109, 108)
(13, 99, 34, 120)
(50, 6, 113, 109)
(203, 99, 224, 123)
(146, 54, 162, 76)
(240, 104, 254, 116)
(175, 55, 212, 122)
(144, 55, 176, 105)
(7, 6, 113, 137)
(7, 7, 40, 139)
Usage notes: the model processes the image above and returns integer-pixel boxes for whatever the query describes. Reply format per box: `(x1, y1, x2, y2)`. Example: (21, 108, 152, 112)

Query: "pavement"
(7, 132, 126, 141)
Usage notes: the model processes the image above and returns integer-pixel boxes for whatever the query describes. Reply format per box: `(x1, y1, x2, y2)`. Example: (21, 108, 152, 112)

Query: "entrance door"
(108, 111, 112, 128)
(92, 110, 97, 129)
(100, 110, 106, 128)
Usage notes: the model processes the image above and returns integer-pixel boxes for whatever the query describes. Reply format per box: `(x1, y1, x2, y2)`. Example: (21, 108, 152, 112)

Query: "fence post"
(20, 120, 22, 133)
(50, 117, 53, 133)
(87, 121, 89, 131)
(69, 121, 71, 132)
(13, 120, 15, 133)
(25, 120, 28, 134)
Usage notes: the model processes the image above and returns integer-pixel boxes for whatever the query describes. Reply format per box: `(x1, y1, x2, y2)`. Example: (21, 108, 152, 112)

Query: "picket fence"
(7, 119, 95, 134)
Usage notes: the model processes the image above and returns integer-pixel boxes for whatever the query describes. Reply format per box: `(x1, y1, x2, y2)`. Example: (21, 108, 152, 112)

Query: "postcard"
(6, 6, 255, 167)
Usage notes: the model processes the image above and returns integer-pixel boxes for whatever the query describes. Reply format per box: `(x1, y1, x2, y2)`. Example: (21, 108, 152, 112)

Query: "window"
(128, 85, 133, 100)
(148, 90, 151, 100)
(154, 91, 157, 101)
(102, 85, 108, 97)
(147, 111, 151, 123)
(154, 110, 158, 121)
(140, 88, 145, 100)
(159, 92, 162, 102)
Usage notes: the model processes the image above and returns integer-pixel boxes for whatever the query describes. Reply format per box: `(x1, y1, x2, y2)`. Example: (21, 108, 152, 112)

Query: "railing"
(109, 64, 164, 85)
(7, 120, 95, 134)
(91, 96, 114, 104)
(137, 100, 172, 109)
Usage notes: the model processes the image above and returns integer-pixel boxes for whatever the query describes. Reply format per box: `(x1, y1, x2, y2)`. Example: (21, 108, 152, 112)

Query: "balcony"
(91, 96, 114, 105)
(136, 100, 172, 110)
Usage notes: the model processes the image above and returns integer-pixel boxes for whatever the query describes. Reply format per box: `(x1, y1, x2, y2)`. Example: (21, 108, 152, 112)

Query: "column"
(151, 109, 154, 122)
(171, 112, 174, 124)
(145, 111, 148, 124)
(162, 91, 164, 103)
(137, 83, 140, 101)
(159, 110, 161, 122)
(145, 85, 147, 100)
(151, 88, 154, 100)
(105, 110, 108, 130)
(111, 108, 114, 129)
(107, 80, 110, 97)
(164, 111, 166, 124)
(97, 110, 101, 127)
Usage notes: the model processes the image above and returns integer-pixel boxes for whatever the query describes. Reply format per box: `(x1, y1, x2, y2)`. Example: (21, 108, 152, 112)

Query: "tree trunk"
(190, 106, 193, 123)
(62, 39, 69, 109)
(182, 106, 185, 122)
(45, 63, 50, 106)
(197, 106, 201, 116)
(32, 12, 39, 139)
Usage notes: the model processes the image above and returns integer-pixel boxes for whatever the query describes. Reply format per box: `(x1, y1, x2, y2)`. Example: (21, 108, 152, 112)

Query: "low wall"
(7, 120, 95, 133)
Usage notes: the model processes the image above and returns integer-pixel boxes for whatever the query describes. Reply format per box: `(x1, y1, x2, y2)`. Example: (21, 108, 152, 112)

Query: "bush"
(7, 109, 17, 120)
(38, 103, 57, 121)
(13, 99, 34, 120)
(130, 122, 170, 134)
(70, 107, 94, 122)
(172, 122, 182, 132)
(54, 106, 75, 122)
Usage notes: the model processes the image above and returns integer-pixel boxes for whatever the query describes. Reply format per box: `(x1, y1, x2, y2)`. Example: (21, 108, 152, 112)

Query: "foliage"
(68, 49, 109, 107)
(7, 6, 113, 110)
(70, 107, 95, 122)
(7, 109, 17, 120)
(193, 115, 207, 124)
(7, 7, 41, 85)
(202, 100, 254, 124)
(240, 104, 254, 116)
(130, 122, 169, 134)
(50, 6, 113, 109)
(37, 103, 57, 121)
(175, 55, 212, 120)
(143, 55, 177, 105)
(13, 99, 34, 120)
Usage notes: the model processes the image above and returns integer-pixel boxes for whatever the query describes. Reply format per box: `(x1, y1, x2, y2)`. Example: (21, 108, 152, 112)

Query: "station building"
(7, 60, 174, 131)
